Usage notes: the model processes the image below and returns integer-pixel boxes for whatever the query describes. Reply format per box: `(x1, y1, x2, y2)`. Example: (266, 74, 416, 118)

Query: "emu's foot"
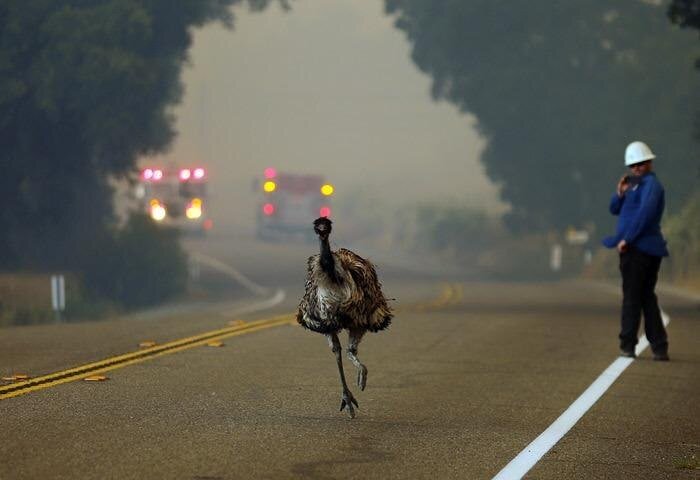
(339, 389, 359, 418)
(357, 365, 368, 391)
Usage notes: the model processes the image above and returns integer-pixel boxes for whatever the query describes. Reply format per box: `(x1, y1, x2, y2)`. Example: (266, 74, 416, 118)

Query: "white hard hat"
(625, 141, 656, 166)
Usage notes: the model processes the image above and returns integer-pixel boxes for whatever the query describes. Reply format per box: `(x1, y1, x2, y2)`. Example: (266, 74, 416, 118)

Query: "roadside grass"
(583, 248, 700, 296)
(674, 275, 700, 296)
(0, 269, 219, 328)
(0, 274, 53, 326)
(673, 453, 699, 470)
(0, 273, 117, 327)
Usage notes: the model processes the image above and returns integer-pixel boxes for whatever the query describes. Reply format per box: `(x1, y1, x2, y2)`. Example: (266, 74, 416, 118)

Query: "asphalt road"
(1, 232, 698, 479)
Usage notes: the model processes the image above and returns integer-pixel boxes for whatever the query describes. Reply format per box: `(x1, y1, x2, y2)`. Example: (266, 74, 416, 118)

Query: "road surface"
(1, 232, 698, 479)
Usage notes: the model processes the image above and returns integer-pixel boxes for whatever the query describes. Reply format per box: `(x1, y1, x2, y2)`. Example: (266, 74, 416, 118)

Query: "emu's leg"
(347, 329, 368, 391)
(327, 333, 358, 418)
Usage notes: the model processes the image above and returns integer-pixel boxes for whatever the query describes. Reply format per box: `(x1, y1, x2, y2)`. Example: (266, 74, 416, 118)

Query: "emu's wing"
(336, 248, 393, 331)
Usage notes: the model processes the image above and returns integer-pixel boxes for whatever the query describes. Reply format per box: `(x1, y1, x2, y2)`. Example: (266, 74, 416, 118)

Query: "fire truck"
(256, 167, 334, 240)
(135, 165, 213, 234)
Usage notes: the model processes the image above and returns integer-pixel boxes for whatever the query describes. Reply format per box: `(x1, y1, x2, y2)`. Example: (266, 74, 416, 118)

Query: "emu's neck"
(319, 236, 339, 282)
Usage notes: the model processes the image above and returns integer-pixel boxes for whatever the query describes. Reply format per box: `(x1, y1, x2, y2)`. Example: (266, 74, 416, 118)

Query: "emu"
(296, 217, 393, 418)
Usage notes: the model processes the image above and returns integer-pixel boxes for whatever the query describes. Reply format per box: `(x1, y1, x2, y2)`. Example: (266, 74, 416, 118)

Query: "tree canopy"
(669, 0, 700, 32)
(0, 0, 281, 270)
(385, 0, 700, 233)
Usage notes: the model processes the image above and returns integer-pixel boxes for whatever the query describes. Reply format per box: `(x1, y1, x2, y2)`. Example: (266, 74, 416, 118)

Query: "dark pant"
(619, 248, 668, 354)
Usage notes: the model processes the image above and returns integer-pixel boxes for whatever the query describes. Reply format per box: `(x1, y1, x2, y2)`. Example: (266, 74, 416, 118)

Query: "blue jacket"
(602, 172, 669, 257)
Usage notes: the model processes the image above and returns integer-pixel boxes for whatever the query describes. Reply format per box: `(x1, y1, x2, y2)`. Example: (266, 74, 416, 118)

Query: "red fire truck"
(136, 165, 213, 234)
(256, 167, 334, 240)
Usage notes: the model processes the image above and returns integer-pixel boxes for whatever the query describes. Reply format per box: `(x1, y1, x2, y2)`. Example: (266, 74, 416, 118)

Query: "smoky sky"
(141, 0, 505, 230)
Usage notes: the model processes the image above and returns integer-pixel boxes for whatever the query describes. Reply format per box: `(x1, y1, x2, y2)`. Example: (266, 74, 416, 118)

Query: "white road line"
(219, 288, 286, 317)
(191, 251, 270, 296)
(493, 311, 671, 480)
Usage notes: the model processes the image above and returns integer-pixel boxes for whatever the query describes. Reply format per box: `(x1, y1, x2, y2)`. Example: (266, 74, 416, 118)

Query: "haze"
(145, 0, 505, 231)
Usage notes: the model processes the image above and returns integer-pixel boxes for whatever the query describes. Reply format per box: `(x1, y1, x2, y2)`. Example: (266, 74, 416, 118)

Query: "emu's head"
(313, 216, 332, 239)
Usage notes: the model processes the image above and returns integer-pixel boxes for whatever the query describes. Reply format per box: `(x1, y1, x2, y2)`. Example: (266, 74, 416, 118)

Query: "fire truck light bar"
(178, 168, 206, 181)
(142, 168, 163, 181)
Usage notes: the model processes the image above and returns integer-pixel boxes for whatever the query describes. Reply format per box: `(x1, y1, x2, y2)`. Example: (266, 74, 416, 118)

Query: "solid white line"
(492, 311, 670, 480)
(219, 289, 286, 317)
(191, 251, 270, 296)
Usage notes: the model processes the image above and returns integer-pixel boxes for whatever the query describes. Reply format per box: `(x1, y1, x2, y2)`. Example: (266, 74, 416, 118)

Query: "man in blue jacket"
(603, 141, 669, 361)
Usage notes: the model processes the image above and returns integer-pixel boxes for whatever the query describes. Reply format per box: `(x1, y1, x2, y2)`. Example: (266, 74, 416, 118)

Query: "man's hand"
(617, 239, 628, 253)
(616, 175, 629, 197)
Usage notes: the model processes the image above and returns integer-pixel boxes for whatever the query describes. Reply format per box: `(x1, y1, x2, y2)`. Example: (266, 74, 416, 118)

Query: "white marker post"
(189, 256, 201, 282)
(51, 274, 65, 322)
(550, 244, 562, 272)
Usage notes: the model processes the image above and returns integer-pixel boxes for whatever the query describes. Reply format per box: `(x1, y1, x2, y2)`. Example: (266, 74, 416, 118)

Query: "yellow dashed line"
(452, 283, 464, 303)
(413, 282, 462, 311)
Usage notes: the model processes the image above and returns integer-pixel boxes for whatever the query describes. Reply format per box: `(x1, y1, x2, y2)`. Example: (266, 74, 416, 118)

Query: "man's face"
(629, 160, 652, 176)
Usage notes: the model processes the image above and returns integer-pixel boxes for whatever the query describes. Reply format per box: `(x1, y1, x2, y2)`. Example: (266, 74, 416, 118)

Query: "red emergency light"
(264, 167, 277, 179)
(178, 167, 205, 182)
(319, 206, 331, 217)
(142, 168, 163, 181)
(263, 203, 276, 216)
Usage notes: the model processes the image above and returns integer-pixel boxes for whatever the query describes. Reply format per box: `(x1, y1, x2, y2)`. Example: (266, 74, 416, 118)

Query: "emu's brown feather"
(296, 248, 392, 334)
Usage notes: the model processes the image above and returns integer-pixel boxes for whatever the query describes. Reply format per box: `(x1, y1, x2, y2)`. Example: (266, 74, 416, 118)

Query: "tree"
(0, 0, 284, 270)
(669, 0, 700, 142)
(385, 1, 700, 232)
(81, 213, 188, 307)
(669, 0, 700, 33)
